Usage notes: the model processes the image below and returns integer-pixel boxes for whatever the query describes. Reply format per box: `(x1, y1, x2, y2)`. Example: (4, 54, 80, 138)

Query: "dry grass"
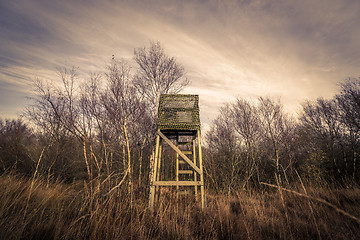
(0, 174, 359, 240)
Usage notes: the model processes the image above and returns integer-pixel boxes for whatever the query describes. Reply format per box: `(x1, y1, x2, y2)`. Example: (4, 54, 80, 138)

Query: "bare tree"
(0, 119, 34, 175)
(205, 104, 240, 192)
(337, 78, 360, 133)
(258, 97, 283, 180)
(231, 99, 261, 147)
(231, 98, 261, 186)
(300, 98, 345, 181)
(258, 97, 295, 184)
(133, 41, 189, 115)
(336, 78, 360, 180)
(102, 58, 150, 196)
(26, 67, 101, 181)
(205, 97, 297, 190)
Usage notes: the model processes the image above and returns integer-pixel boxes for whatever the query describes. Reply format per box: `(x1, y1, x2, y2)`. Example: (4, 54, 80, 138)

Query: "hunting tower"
(149, 94, 205, 211)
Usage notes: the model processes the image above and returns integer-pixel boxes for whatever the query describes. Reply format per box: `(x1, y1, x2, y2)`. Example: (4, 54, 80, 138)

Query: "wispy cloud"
(1, 0, 360, 127)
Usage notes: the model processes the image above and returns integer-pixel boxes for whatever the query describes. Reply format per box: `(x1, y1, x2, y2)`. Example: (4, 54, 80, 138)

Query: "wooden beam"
(193, 139, 198, 196)
(182, 151, 192, 155)
(157, 130, 202, 174)
(176, 141, 179, 192)
(198, 130, 205, 210)
(156, 142, 162, 181)
(178, 170, 194, 174)
(153, 181, 202, 186)
(149, 135, 160, 212)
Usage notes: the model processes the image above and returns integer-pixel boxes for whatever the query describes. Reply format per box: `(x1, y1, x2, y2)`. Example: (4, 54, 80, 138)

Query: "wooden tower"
(149, 94, 205, 211)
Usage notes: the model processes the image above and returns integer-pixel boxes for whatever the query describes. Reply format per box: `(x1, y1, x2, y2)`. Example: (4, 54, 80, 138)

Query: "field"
(1, 174, 359, 240)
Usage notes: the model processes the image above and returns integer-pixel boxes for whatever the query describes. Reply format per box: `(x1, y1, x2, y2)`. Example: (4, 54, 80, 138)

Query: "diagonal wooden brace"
(157, 130, 202, 174)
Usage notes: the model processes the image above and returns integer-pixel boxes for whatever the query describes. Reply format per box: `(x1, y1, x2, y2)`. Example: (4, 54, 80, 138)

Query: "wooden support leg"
(155, 141, 162, 203)
(197, 130, 205, 210)
(176, 141, 179, 198)
(149, 134, 160, 212)
(157, 142, 162, 182)
(151, 130, 205, 211)
(193, 139, 198, 198)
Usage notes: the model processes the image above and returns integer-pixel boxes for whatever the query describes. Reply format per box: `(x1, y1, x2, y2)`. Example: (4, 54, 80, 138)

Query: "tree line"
(206, 79, 360, 191)
(0, 41, 359, 194)
(0, 41, 188, 195)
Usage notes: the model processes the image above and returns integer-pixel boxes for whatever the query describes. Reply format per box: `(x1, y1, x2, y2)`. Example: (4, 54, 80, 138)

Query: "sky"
(1, 0, 360, 131)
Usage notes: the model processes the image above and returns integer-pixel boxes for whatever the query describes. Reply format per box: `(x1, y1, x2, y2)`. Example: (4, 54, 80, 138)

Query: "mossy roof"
(157, 94, 200, 131)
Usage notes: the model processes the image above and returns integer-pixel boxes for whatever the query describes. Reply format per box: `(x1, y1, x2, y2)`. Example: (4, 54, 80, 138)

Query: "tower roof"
(157, 94, 200, 131)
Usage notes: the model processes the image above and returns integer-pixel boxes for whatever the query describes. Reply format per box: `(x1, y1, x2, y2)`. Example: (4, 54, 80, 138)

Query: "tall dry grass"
(0, 174, 359, 239)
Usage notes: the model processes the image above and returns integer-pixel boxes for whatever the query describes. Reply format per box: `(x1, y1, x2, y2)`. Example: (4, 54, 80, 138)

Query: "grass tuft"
(0, 174, 359, 239)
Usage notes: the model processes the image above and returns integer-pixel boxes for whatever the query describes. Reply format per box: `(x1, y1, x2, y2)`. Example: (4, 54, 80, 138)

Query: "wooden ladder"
(176, 140, 197, 197)
(149, 130, 205, 212)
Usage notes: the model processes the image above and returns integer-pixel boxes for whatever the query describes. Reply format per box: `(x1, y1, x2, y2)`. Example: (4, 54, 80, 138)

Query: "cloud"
(0, 0, 359, 126)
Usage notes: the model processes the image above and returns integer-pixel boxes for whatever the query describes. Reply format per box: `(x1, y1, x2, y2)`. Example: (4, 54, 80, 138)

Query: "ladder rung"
(182, 151, 192, 155)
(153, 181, 202, 186)
(178, 159, 195, 164)
(178, 170, 194, 174)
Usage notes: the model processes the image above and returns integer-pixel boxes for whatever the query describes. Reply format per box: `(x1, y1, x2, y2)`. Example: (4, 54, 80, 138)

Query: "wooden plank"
(157, 143, 162, 181)
(179, 160, 187, 164)
(193, 139, 198, 196)
(182, 151, 192, 155)
(198, 130, 205, 210)
(157, 130, 202, 174)
(153, 181, 202, 186)
(178, 170, 194, 174)
(176, 144, 179, 191)
(149, 135, 160, 212)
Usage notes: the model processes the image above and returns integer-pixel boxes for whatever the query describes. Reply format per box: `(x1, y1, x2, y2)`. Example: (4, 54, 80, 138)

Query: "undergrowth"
(0, 174, 359, 239)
